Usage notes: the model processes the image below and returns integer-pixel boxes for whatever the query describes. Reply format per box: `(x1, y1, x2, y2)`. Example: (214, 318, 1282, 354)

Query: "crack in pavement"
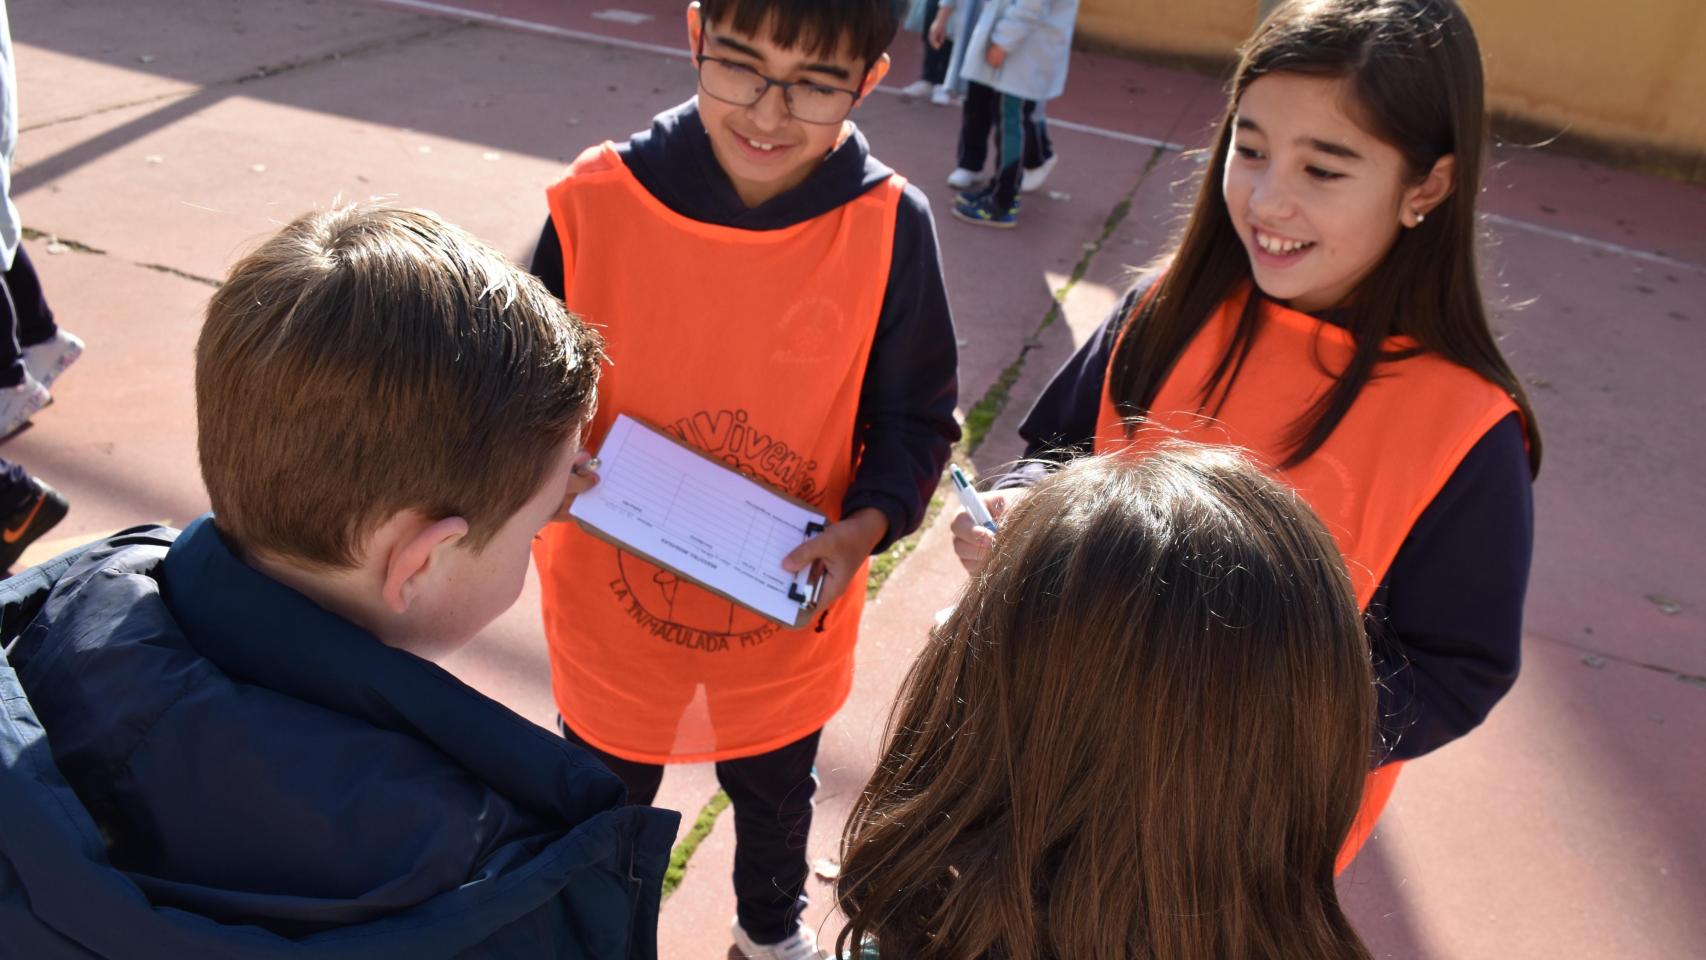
(19, 226, 103, 255)
(16, 18, 481, 286)
(960, 144, 1170, 457)
(22, 226, 220, 288)
(865, 146, 1173, 596)
(1534, 631, 1706, 689)
(666, 144, 1178, 898)
(139, 262, 222, 289)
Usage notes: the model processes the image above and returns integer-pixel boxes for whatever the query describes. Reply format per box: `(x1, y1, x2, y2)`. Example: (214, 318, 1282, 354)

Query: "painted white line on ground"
(591, 9, 655, 26)
(368, 0, 1705, 275)
(371, 0, 688, 59)
(1041, 118, 1185, 153)
(1482, 213, 1705, 274)
(863, 88, 1183, 152)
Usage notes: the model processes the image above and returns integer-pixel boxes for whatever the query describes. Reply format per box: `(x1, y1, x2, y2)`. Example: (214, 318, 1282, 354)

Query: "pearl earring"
(1414, 211, 1425, 225)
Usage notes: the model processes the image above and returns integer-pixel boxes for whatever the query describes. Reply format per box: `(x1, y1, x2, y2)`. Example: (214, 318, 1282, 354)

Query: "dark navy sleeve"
(841, 184, 961, 553)
(993, 281, 1142, 489)
(529, 215, 566, 301)
(1370, 412, 1533, 762)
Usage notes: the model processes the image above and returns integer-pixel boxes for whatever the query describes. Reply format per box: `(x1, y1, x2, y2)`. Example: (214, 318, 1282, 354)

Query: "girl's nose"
(1248, 172, 1296, 221)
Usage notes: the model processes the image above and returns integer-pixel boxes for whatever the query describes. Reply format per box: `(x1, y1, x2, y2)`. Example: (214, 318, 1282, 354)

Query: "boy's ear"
(1403, 153, 1456, 226)
(858, 54, 892, 101)
(686, 1, 704, 58)
(381, 515, 471, 615)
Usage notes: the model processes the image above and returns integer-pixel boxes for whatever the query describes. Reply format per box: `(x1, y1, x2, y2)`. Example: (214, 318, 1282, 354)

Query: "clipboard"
(568, 414, 828, 629)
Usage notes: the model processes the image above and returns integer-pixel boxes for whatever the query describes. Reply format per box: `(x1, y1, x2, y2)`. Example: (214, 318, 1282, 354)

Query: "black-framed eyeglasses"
(693, 35, 862, 126)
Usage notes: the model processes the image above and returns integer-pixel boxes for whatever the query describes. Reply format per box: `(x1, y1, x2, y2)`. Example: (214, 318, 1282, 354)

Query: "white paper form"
(570, 414, 824, 625)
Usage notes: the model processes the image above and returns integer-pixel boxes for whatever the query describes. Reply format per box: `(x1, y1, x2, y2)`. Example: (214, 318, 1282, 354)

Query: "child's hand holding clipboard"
(566, 415, 833, 628)
(780, 506, 889, 613)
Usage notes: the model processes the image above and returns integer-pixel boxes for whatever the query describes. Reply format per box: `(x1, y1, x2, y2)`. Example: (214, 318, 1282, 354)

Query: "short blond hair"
(196, 203, 602, 567)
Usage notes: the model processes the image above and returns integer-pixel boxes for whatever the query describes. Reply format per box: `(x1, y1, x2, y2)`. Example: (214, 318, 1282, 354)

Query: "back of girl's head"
(837, 447, 1374, 960)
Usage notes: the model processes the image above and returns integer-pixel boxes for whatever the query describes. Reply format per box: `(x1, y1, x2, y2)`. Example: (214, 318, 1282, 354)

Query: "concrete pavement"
(7, 0, 1703, 957)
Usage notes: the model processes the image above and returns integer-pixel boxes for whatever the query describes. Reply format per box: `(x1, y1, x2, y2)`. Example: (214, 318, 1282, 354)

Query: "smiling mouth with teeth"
(745, 137, 779, 152)
(1254, 229, 1316, 256)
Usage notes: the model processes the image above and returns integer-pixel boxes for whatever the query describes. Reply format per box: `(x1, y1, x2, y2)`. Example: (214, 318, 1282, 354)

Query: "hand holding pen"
(948, 465, 1018, 576)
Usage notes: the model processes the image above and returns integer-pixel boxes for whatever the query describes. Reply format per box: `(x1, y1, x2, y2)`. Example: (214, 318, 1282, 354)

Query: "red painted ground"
(7, 1, 1703, 957)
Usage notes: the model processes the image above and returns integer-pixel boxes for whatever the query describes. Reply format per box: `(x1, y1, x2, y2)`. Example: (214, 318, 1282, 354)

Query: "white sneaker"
(1021, 153, 1059, 194)
(897, 79, 934, 97)
(730, 918, 829, 960)
(0, 374, 51, 437)
(946, 167, 985, 190)
(930, 83, 959, 106)
(23, 330, 84, 390)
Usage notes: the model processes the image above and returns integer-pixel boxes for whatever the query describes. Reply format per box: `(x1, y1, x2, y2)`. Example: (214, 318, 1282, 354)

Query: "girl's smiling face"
(1223, 72, 1452, 314)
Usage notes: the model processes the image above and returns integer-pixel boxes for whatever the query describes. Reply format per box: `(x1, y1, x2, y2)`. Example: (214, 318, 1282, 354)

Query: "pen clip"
(806, 561, 827, 610)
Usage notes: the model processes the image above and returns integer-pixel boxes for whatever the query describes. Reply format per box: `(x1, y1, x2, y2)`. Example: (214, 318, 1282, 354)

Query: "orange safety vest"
(534, 143, 901, 764)
(1095, 286, 1518, 872)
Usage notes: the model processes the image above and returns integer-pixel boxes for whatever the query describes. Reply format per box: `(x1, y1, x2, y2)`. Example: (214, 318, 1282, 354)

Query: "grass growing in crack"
(866, 494, 946, 598)
(961, 170, 1151, 457)
(961, 353, 1028, 457)
(866, 151, 1164, 596)
(661, 790, 731, 900)
(657, 146, 1171, 897)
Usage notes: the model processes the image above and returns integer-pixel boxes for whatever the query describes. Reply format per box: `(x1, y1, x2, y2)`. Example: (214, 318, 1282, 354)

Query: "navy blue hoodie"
(0, 520, 678, 958)
(1009, 278, 1535, 763)
(531, 100, 960, 553)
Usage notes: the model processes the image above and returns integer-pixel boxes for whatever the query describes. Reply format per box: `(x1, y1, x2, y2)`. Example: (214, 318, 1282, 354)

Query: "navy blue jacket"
(531, 100, 961, 553)
(0, 519, 679, 958)
(1010, 281, 1535, 762)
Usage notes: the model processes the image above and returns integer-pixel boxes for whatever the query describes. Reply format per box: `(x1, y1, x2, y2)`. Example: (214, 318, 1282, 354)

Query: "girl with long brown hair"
(952, 0, 1539, 870)
(840, 448, 1376, 960)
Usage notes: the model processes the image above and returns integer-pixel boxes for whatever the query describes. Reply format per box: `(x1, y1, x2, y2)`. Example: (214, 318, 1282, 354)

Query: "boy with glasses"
(528, 2, 958, 957)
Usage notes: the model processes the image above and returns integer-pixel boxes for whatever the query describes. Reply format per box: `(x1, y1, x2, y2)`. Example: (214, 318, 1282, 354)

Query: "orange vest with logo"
(534, 143, 900, 764)
(1096, 286, 1518, 869)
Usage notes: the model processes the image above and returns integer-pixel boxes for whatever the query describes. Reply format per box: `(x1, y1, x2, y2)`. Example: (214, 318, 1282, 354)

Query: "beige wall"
(1076, 0, 1706, 170)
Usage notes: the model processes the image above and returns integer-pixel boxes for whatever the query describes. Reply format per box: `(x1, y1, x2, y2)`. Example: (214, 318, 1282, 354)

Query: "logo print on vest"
(607, 407, 821, 648)
(609, 563, 778, 651)
(665, 408, 825, 506)
(772, 296, 847, 366)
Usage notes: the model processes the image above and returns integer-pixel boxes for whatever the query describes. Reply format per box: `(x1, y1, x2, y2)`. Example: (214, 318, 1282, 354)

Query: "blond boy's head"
(196, 203, 602, 655)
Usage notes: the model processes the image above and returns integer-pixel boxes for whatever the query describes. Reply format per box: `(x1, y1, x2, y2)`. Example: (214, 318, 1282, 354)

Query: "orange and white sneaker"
(0, 476, 69, 571)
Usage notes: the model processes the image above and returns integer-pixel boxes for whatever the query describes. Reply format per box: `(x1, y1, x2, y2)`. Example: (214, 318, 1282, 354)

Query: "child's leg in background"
(558, 717, 666, 804)
(920, 0, 952, 85)
(990, 91, 1038, 212)
(1024, 103, 1054, 170)
(717, 730, 822, 944)
(7, 247, 56, 350)
(0, 256, 24, 389)
(957, 80, 998, 175)
(0, 247, 58, 389)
